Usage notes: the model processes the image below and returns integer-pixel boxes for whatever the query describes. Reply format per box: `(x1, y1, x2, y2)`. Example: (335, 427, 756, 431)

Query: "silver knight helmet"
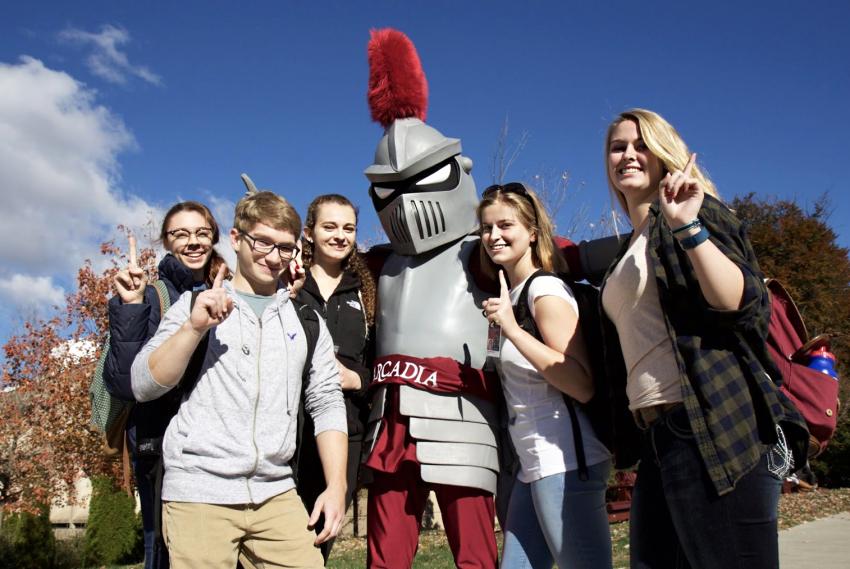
(365, 29, 478, 256)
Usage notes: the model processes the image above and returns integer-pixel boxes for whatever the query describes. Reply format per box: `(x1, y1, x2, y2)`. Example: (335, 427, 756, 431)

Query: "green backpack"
(89, 280, 171, 435)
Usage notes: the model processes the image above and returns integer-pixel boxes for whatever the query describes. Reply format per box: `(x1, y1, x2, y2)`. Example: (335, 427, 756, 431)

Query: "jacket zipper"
(246, 316, 262, 502)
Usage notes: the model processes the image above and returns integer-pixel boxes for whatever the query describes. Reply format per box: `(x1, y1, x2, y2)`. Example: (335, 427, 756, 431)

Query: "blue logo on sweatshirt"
(287, 332, 297, 340)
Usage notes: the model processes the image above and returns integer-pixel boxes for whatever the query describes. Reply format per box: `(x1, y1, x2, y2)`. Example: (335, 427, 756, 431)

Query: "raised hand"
(659, 153, 703, 227)
(481, 270, 519, 335)
(114, 234, 148, 304)
(188, 264, 234, 333)
(286, 254, 306, 299)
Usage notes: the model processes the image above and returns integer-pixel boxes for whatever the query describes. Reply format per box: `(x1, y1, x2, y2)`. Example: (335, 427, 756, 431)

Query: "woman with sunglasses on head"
(295, 194, 376, 563)
(600, 109, 805, 568)
(104, 201, 229, 569)
(480, 183, 612, 569)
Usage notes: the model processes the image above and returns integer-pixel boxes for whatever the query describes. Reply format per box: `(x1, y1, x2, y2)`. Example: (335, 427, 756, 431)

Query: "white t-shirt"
(498, 273, 611, 483)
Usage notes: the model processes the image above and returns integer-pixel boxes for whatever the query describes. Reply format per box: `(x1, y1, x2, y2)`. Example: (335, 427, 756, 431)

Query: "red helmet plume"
(367, 28, 428, 128)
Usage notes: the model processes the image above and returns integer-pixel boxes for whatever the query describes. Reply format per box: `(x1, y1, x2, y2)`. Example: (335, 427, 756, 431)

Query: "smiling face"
(230, 222, 298, 295)
(163, 210, 215, 280)
(304, 202, 357, 269)
(480, 201, 537, 275)
(607, 119, 665, 208)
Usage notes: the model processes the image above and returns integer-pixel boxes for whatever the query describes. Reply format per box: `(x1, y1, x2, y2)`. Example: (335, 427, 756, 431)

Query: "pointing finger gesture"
(481, 270, 518, 334)
(660, 153, 704, 227)
(189, 264, 234, 333)
(114, 234, 148, 304)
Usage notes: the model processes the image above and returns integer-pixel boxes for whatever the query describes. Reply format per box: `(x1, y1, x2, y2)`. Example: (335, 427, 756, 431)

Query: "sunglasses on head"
(482, 182, 531, 199)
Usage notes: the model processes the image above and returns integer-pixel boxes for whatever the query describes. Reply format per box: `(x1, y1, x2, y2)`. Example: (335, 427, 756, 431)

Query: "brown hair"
(476, 183, 567, 282)
(160, 200, 229, 287)
(301, 194, 376, 326)
(233, 191, 301, 236)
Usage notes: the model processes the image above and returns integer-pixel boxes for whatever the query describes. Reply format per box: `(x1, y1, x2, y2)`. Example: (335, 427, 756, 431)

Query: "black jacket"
(104, 254, 200, 452)
(297, 270, 373, 438)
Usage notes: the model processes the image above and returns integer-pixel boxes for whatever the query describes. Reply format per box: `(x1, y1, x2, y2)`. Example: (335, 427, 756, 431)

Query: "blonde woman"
(600, 109, 805, 568)
(480, 183, 612, 569)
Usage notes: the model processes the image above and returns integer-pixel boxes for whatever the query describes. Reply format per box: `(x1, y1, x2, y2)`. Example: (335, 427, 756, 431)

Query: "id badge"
(486, 324, 502, 358)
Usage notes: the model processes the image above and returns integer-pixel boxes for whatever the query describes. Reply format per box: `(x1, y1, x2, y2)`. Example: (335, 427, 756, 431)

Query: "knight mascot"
(360, 29, 500, 568)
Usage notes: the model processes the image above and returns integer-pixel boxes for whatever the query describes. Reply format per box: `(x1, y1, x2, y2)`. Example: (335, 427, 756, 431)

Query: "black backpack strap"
(511, 269, 589, 479)
(175, 290, 210, 395)
(512, 269, 549, 338)
(152, 290, 208, 548)
(289, 298, 321, 486)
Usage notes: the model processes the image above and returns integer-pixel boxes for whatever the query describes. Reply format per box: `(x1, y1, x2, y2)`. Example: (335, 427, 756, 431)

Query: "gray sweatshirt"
(131, 281, 346, 504)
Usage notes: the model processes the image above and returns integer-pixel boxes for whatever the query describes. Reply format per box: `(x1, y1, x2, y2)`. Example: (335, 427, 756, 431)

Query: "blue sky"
(1, 0, 848, 350)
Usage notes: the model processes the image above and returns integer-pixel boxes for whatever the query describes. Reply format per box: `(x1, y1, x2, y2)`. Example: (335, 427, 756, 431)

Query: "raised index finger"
(128, 235, 138, 268)
(498, 270, 509, 297)
(212, 263, 226, 288)
(683, 153, 697, 177)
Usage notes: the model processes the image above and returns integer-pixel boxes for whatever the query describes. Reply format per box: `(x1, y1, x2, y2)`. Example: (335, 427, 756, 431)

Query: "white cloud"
(58, 24, 162, 87)
(0, 274, 65, 307)
(0, 55, 157, 316)
(207, 194, 237, 271)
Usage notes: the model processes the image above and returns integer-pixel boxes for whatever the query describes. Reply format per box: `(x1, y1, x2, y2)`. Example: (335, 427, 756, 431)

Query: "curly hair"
(302, 194, 376, 326)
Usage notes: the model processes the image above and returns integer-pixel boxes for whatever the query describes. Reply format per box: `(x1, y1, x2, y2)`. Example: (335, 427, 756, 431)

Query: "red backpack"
(766, 279, 841, 457)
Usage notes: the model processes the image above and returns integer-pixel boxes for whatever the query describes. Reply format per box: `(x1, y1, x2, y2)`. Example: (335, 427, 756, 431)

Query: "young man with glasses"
(131, 191, 347, 569)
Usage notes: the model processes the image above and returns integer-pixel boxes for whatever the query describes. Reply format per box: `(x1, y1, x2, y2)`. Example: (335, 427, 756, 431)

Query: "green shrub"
(53, 533, 85, 569)
(0, 504, 56, 569)
(83, 476, 142, 565)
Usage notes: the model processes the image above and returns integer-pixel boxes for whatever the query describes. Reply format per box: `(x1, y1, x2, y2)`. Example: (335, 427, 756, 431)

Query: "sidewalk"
(779, 511, 850, 568)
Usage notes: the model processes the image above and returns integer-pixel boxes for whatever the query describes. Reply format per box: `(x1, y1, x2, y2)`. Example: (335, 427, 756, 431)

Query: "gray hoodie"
(131, 281, 346, 505)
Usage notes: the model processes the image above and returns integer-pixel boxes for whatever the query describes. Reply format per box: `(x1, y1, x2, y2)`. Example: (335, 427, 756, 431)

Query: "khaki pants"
(162, 490, 323, 569)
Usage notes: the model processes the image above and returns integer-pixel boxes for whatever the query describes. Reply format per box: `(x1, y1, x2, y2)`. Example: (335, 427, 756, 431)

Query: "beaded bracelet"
(671, 219, 702, 234)
(679, 226, 710, 250)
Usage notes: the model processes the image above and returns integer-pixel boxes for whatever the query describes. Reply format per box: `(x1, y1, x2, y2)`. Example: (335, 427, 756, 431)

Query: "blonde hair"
(476, 183, 567, 281)
(233, 191, 301, 236)
(605, 108, 719, 215)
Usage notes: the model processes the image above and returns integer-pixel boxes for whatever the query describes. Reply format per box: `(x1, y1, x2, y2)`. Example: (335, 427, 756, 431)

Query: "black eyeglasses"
(240, 232, 300, 260)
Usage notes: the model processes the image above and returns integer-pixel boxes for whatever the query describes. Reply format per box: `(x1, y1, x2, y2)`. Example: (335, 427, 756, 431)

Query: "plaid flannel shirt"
(601, 194, 806, 496)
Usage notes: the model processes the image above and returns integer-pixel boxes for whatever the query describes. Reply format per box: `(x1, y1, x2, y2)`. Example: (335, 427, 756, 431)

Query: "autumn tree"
(0, 235, 158, 515)
(732, 193, 850, 486)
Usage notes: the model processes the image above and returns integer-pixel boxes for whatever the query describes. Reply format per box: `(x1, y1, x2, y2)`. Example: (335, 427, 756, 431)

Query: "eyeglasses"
(240, 232, 300, 260)
(166, 227, 214, 243)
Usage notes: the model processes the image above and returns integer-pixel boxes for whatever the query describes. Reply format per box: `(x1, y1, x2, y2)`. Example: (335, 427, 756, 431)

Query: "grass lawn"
(326, 488, 850, 569)
(104, 488, 850, 569)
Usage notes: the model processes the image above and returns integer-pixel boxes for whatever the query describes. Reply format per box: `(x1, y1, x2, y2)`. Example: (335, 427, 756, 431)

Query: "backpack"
(89, 280, 171, 454)
(765, 278, 840, 457)
(512, 269, 613, 480)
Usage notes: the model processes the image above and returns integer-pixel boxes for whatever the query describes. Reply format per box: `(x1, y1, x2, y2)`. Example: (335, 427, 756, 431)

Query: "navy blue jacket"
(104, 254, 200, 452)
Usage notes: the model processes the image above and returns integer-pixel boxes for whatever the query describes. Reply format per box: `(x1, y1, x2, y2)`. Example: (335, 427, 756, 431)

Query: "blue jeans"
(630, 405, 782, 569)
(501, 460, 612, 569)
(134, 454, 169, 569)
